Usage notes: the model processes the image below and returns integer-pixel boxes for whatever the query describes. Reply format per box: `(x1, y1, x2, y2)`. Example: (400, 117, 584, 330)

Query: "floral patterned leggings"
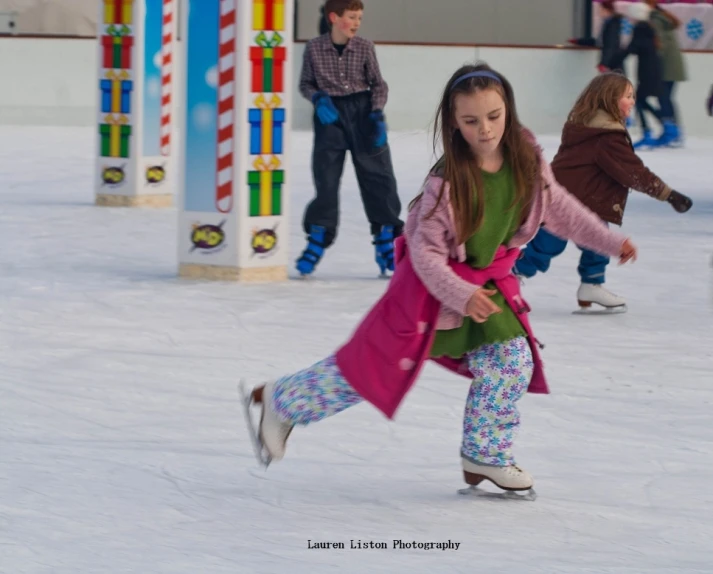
(271, 336, 534, 466)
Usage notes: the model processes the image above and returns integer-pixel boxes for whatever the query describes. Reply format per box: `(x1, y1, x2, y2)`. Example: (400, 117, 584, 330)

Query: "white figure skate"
(573, 283, 627, 315)
(458, 458, 537, 501)
(239, 381, 293, 468)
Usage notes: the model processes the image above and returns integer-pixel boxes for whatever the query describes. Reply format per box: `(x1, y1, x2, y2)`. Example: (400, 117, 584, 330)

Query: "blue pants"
(636, 86, 662, 133)
(514, 228, 609, 284)
(658, 81, 678, 123)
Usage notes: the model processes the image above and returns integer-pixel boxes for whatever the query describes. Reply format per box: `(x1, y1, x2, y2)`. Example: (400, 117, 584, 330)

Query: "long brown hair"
(409, 63, 539, 244)
(567, 72, 632, 126)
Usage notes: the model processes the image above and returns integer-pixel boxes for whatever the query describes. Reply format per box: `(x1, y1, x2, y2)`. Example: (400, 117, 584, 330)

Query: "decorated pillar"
(177, 0, 292, 282)
(95, 0, 178, 207)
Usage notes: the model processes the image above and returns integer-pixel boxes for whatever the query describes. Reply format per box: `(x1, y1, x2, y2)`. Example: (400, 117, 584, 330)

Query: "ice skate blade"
(238, 380, 273, 469)
(572, 304, 627, 315)
(457, 485, 537, 501)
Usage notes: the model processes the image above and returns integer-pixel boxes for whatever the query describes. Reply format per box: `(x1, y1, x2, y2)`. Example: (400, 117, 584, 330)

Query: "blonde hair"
(568, 72, 633, 126)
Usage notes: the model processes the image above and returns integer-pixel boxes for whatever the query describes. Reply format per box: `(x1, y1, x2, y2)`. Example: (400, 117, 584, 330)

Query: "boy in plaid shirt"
(296, 0, 403, 277)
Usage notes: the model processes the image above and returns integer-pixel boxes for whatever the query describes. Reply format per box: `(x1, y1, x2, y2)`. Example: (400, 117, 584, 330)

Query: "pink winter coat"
(335, 135, 629, 419)
(335, 238, 546, 419)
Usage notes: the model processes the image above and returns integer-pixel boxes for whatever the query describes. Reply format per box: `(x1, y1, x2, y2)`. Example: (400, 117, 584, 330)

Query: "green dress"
(430, 163, 527, 359)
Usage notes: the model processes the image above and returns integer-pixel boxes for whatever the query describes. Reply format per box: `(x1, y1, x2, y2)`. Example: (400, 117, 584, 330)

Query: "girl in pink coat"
(243, 63, 638, 497)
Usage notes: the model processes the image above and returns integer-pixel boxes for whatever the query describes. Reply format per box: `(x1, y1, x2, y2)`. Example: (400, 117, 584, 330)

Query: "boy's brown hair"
(324, 0, 364, 18)
(410, 63, 539, 243)
(568, 72, 633, 127)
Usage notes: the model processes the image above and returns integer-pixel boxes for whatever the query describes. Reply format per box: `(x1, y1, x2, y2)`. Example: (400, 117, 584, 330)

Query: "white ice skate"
(457, 458, 537, 501)
(239, 381, 293, 468)
(572, 283, 627, 315)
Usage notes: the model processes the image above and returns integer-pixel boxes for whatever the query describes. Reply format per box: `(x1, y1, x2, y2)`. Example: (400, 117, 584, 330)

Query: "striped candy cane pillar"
(216, 0, 236, 214)
(160, 0, 174, 156)
(178, 0, 293, 282)
(94, 0, 177, 207)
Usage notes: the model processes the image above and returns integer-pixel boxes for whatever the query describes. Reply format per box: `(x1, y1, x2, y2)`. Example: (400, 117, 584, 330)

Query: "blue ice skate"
(656, 121, 683, 148)
(373, 225, 395, 277)
(633, 130, 660, 150)
(296, 225, 328, 276)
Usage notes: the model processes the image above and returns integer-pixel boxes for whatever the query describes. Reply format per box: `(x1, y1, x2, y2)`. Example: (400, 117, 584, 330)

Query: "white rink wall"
(2, 37, 713, 136)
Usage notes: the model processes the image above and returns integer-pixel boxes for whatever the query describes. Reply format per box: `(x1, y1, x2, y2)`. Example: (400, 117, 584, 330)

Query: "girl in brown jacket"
(514, 72, 692, 313)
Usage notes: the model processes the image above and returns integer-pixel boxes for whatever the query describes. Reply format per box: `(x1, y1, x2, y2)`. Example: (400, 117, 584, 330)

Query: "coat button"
(399, 358, 416, 371)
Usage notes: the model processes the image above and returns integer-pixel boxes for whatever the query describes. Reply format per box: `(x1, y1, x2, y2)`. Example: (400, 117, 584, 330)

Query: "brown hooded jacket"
(551, 110, 671, 225)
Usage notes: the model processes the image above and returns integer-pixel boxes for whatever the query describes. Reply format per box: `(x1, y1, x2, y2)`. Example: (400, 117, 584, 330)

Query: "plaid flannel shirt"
(299, 34, 388, 111)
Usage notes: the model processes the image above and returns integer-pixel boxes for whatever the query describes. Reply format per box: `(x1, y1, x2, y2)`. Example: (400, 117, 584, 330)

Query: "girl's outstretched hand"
(466, 288, 502, 323)
(619, 238, 638, 265)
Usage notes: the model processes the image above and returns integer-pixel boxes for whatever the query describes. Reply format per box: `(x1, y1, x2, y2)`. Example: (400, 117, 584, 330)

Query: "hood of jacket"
(559, 110, 627, 148)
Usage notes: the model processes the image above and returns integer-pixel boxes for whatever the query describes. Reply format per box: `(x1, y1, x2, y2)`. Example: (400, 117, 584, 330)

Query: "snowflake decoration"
(622, 18, 634, 36)
(686, 18, 704, 41)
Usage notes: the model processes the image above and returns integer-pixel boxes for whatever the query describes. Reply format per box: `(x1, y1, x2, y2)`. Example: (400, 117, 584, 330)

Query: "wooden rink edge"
(95, 194, 173, 208)
(178, 264, 288, 283)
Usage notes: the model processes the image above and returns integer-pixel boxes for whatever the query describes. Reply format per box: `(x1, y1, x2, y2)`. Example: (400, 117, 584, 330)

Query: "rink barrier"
(1, 37, 713, 137)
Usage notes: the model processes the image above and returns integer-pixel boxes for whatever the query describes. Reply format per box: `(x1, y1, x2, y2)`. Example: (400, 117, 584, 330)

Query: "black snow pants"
(302, 91, 403, 246)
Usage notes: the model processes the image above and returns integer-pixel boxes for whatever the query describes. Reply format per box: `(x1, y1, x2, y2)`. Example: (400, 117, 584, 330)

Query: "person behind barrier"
(645, 0, 688, 147)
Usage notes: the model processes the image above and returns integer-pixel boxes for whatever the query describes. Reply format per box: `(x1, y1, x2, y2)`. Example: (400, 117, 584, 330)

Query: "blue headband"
(451, 71, 502, 90)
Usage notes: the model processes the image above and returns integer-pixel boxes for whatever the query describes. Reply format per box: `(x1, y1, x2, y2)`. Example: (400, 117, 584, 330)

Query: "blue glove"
(312, 91, 339, 125)
(370, 110, 387, 147)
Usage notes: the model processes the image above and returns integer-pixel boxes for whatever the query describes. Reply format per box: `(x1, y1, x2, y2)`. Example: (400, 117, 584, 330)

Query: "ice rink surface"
(1, 127, 712, 573)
